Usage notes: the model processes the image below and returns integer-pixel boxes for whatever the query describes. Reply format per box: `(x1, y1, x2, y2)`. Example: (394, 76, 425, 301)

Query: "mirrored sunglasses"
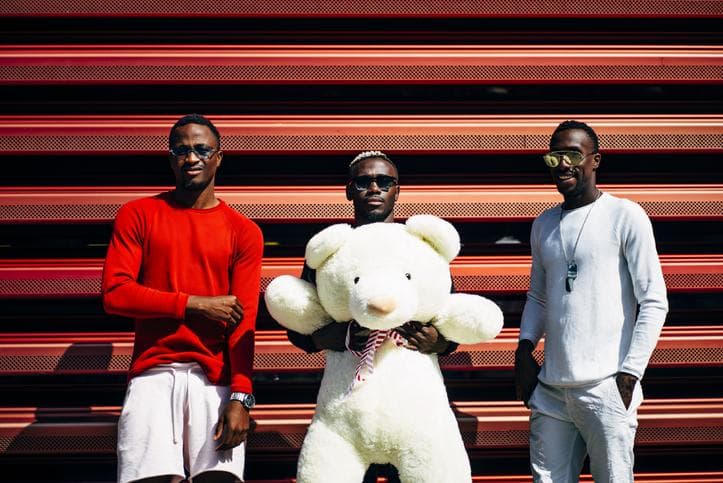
(542, 151, 594, 168)
(351, 175, 398, 191)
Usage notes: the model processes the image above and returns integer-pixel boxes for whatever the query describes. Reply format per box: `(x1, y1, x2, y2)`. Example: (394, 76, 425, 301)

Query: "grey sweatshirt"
(520, 192, 668, 386)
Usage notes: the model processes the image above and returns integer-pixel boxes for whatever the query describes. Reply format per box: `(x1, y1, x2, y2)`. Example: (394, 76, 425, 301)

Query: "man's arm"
(397, 321, 456, 355)
(297, 319, 452, 355)
(515, 338, 539, 407)
(617, 203, 668, 407)
(215, 221, 264, 450)
(227, 222, 264, 394)
(214, 400, 252, 450)
(615, 372, 639, 410)
(516, 222, 546, 407)
(102, 203, 189, 319)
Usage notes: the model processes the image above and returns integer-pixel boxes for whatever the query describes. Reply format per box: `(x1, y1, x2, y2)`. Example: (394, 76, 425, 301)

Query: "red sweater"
(102, 192, 263, 393)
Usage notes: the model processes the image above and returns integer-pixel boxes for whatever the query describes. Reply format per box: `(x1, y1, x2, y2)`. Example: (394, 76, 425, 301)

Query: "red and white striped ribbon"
(345, 323, 406, 395)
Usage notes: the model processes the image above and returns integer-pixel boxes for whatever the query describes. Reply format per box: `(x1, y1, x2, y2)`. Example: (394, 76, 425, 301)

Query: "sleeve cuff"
(230, 380, 253, 393)
(439, 341, 458, 356)
(620, 364, 643, 380)
(175, 292, 190, 319)
(518, 332, 540, 346)
(287, 329, 321, 354)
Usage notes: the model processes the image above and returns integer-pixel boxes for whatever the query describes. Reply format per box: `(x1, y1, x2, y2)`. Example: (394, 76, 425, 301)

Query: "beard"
(555, 170, 589, 198)
(365, 207, 393, 222)
(177, 170, 212, 191)
(182, 178, 211, 191)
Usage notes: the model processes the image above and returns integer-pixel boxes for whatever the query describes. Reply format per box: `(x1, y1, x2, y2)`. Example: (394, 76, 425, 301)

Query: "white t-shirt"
(519, 192, 668, 386)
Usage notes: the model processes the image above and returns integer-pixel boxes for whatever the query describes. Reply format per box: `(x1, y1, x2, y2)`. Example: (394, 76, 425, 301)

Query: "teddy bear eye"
(354, 277, 360, 284)
(405, 273, 412, 280)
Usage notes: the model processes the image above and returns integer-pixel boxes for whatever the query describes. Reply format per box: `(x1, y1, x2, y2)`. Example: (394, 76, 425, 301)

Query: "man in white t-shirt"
(514, 120, 668, 482)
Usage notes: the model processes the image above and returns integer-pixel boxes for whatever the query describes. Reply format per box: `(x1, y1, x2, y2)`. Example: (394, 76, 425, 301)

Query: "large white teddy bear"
(264, 215, 503, 483)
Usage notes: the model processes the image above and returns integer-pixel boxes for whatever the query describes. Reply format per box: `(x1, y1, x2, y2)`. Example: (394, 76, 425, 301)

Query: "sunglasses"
(169, 144, 217, 161)
(350, 175, 398, 191)
(542, 151, 595, 168)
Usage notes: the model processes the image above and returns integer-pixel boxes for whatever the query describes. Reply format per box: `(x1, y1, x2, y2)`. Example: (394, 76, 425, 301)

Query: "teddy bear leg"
(296, 419, 368, 483)
(394, 437, 472, 483)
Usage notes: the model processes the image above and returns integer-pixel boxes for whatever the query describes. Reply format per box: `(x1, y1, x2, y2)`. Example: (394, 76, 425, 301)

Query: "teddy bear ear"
(405, 214, 460, 262)
(305, 223, 354, 269)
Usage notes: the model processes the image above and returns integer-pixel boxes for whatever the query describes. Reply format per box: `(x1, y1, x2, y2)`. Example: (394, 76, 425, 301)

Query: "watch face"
(244, 393, 256, 408)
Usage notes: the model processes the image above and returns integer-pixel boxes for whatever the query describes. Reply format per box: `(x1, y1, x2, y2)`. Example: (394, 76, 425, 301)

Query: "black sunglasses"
(350, 175, 398, 191)
(169, 144, 217, 161)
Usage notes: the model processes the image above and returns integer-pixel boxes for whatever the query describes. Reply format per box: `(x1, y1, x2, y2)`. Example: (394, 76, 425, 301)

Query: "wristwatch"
(230, 392, 256, 410)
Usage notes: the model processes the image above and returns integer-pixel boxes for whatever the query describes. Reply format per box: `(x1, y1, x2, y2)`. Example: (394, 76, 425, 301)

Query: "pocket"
(629, 379, 643, 413)
(527, 382, 541, 410)
(610, 375, 638, 413)
(603, 375, 629, 414)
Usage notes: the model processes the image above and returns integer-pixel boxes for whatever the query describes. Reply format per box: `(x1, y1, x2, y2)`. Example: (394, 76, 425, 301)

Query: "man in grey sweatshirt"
(515, 120, 668, 482)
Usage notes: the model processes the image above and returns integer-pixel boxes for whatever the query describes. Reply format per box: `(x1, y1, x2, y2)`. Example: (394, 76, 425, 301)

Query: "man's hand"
(311, 321, 369, 352)
(615, 372, 638, 410)
(187, 295, 244, 332)
(397, 321, 450, 354)
(514, 339, 540, 408)
(214, 401, 252, 451)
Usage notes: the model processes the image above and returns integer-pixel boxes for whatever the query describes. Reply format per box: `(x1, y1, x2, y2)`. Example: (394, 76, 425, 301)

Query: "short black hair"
(347, 150, 398, 179)
(550, 120, 599, 153)
(168, 114, 221, 149)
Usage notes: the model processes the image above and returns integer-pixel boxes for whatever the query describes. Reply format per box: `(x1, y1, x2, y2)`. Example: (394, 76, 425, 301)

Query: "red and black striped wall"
(1, 2, 722, 481)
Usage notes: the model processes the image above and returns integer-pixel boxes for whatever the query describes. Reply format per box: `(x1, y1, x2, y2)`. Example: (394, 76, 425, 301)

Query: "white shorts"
(117, 362, 246, 483)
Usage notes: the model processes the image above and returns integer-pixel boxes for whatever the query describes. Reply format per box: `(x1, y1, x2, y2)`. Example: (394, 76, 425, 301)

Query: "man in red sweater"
(102, 114, 263, 483)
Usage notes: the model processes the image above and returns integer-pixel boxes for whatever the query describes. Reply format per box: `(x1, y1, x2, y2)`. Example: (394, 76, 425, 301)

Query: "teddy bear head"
(305, 215, 460, 331)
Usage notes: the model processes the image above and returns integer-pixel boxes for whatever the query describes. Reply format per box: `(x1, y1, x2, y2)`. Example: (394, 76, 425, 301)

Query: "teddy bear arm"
(432, 293, 504, 344)
(264, 275, 334, 335)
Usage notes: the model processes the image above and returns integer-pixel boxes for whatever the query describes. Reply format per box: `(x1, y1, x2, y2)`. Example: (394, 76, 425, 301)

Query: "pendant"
(566, 262, 578, 292)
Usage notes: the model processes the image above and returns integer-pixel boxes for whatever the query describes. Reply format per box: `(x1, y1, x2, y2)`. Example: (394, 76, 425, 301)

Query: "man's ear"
(306, 223, 353, 269)
(345, 182, 354, 201)
(592, 153, 601, 170)
(216, 150, 223, 168)
(394, 184, 400, 201)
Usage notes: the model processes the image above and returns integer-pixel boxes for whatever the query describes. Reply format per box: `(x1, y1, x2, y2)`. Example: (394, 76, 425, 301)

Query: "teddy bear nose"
(367, 296, 397, 314)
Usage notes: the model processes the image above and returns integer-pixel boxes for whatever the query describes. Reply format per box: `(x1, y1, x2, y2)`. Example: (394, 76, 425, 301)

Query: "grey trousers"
(528, 376, 642, 483)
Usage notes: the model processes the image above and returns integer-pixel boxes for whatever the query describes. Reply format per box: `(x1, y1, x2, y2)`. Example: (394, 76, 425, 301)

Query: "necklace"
(559, 191, 602, 292)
